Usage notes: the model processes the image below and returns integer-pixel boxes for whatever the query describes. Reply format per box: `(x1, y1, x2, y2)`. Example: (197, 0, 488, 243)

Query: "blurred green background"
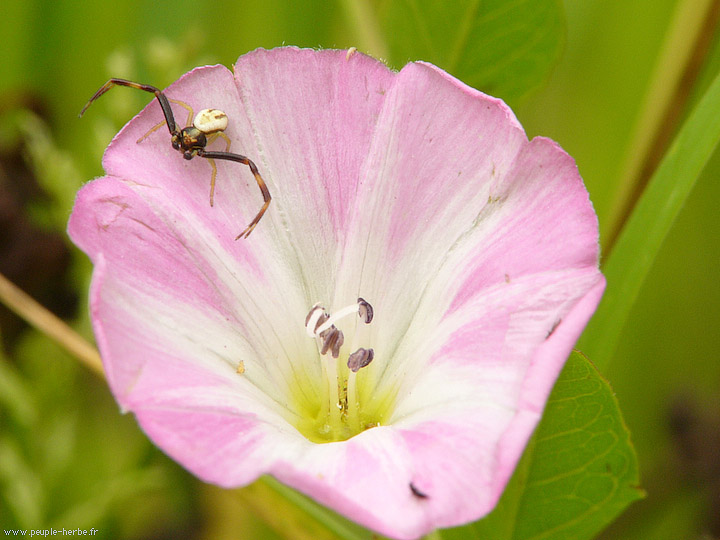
(1, 0, 718, 538)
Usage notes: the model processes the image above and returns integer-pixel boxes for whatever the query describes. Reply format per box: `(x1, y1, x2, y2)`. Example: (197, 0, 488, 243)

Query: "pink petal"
(100, 65, 263, 243)
(68, 177, 322, 415)
(69, 47, 605, 539)
(388, 271, 606, 531)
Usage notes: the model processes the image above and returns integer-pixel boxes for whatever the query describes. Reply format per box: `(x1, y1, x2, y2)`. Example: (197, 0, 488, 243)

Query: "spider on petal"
(79, 78, 271, 239)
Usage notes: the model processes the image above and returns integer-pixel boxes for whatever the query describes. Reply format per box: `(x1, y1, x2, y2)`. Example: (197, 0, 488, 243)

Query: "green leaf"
(377, 0, 565, 103)
(441, 351, 643, 540)
(0, 352, 37, 428)
(577, 68, 720, 371)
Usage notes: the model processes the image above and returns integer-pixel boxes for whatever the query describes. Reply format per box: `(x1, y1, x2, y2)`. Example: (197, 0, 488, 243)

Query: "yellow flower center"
(290, 299, 395, 443)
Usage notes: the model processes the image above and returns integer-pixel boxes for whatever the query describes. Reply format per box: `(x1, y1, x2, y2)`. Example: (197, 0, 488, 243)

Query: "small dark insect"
(410, 482, 428, 499)
(79, 78, 271, 239)
(546, 319, 562, 339)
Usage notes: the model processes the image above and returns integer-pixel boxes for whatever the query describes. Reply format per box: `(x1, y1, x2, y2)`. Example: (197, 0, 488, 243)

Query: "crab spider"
(80, 78, 271, 239)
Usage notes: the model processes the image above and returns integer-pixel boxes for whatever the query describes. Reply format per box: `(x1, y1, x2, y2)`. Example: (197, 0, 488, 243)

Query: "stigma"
(305, 298, 374, 365)
(296, 298, 387, 442)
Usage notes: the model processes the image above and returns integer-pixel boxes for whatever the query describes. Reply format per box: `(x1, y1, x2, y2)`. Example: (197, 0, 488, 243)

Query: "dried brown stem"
(0, 271, 103, 377)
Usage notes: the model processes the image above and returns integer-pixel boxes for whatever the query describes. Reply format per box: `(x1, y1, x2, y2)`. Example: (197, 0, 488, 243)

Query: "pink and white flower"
(69, 47, 605, 539)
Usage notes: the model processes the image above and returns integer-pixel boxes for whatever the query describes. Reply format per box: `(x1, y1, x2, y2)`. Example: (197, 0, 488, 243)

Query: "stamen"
(305, 303, 328, 337)
(314, 305, 357, 335)
(315, 298, 374, 335)
(357, 297, 373, 324)
(347, 348, 374, 372)
(302, 298, 378, 440)
(320, 327, 344, 358)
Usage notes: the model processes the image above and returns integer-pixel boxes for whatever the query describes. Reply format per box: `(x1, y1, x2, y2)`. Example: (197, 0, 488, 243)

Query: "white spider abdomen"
(194, 109, 228, 134)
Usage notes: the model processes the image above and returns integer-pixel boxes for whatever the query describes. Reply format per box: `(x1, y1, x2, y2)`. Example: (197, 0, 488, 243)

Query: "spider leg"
(137, 98, 195, 144)
(206, 157, 218, 207)
(202, 132, 233, 207)
(137, 120, 168, 143)
(79, 78, 178, 134)
(217, 132, 231, 152)
(169, 98, 194, 127)
(197, 150, 271, 239)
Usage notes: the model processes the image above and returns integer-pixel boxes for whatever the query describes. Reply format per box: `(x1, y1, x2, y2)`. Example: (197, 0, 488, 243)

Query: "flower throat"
(295, 298, 390, 443)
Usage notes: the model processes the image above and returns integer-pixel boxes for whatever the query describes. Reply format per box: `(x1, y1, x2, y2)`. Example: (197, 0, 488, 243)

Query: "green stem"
(604, 0, 719, 252)
(578, 67, 720, 371)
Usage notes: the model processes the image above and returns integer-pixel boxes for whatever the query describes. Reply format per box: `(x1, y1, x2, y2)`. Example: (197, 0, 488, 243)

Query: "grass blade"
(577, 69, 720, 370)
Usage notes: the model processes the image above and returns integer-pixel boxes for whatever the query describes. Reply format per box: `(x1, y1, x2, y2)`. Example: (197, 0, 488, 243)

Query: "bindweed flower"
(69, 47, 605, 539)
